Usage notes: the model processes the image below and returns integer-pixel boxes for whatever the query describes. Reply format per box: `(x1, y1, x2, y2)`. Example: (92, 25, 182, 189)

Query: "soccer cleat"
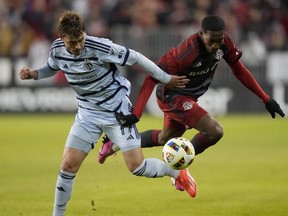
(170, 177, 184, 191)
(97, 135, 115, 164)
(175, 168, 197, 197)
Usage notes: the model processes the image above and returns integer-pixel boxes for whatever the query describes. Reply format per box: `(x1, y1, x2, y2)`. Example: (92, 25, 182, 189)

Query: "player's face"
(201, 30, 224, 54)
(62, 33, 85, 56)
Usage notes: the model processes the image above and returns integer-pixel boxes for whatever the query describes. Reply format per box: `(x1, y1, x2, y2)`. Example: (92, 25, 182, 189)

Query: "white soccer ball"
(162, 137, 195, 170)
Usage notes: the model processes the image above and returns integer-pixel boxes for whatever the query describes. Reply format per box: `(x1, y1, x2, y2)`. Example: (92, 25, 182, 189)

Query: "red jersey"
(156, 32, 241, 100)
(133, 32, 269, 118)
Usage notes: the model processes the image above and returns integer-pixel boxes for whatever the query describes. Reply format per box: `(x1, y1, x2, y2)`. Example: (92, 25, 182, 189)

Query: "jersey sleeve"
(47, 47, 60, 70)
(35, 47, 59, 80)
(229, 60, 269, 103)
(133, 75, 159, 118)
(223, 33, 242, 64)
(98, 39, 131, 66)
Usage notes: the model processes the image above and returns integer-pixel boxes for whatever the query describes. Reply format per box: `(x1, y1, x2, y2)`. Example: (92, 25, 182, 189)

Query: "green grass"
(0, 114, 287, 216)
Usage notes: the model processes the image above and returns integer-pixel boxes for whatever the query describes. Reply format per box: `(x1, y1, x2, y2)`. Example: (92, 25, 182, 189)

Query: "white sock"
(112, 143, 120, 152)
(132, 158, 180, 178)
(52, 170, 76, 216)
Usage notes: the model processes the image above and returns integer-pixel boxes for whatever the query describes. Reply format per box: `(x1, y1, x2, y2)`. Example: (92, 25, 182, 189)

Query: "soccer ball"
(162, 137, 195, 170)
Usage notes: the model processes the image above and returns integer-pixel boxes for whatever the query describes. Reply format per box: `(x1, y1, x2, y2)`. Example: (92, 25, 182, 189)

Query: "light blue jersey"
(37, 34, 171, 152)
(48, 34, 133, 112)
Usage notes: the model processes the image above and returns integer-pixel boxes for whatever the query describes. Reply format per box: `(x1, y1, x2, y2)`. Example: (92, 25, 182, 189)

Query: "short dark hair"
(201, 15, 225, 32)
(58, 10, 85, 38)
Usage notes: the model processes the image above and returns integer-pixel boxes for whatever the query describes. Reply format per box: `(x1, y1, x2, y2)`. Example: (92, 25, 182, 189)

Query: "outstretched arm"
(19, 64, 58, 80)
(229, 60, 269, 102)
(130, 50, 188, 88)
(133, 75, 158, 118)
(229, 60, 285, 118)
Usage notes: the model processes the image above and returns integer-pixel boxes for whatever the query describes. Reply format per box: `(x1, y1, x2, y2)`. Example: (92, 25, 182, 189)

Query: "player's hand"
(115, 112, 139, 126)
(19, 67, 38, 80)
(265, 98, 285, 118)
(165, 75, 189, 89)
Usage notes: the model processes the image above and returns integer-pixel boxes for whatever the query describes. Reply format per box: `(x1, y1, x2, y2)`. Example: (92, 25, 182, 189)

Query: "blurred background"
(0, 0, 287, 115)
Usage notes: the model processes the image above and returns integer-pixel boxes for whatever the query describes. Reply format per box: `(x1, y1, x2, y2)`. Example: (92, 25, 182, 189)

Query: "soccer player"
(19, 10, 196, 216)
(98, 15, 285, 171)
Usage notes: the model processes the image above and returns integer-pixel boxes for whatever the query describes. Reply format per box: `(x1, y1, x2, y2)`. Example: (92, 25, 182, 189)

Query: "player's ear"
(199, 30, 204, 39)
(59, 33, 64, 40)
(200, 29, 205, 36)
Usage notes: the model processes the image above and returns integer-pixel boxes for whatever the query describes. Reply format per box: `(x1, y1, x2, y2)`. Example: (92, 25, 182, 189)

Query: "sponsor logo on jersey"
(215, 49, 224, 60)
(188, 62, 218, 76)
(183, 101, 193, 111)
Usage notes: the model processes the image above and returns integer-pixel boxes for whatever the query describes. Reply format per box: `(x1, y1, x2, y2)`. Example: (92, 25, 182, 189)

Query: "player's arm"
(115, 50, 189, 126)
(19, 64, 58, 80)
(115, 75, 158, 126)
(228, 60, 285, 118)
(129, 50, 188, 88)
(133, 75, 158, 118)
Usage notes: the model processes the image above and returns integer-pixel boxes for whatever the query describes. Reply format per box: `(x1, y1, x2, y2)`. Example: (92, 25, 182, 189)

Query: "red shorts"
(157, 95, 207, 130)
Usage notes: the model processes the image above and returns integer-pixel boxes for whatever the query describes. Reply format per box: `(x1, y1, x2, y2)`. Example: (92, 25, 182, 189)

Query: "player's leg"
(102, 124, 178, 177)
(53, 120, 98, 216)
(157, 95, 223, 155)
(190, 113, 223, 155)
(98, 112, 185, 162)
(53, 139, 88, 216)
(122, 147, 196, 197)
(106, 124, 197, 198)
(97, 119, 185, 163)
(124, 147, 197, 197)
(141, 116, 186, 147)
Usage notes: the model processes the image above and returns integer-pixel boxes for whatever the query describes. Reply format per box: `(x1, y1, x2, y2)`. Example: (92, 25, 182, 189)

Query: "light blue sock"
(52, 170, 76, 216)
(132, 158, 180, 178)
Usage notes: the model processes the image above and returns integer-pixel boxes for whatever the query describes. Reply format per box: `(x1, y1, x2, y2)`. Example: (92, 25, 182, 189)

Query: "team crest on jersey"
(215, 49, 224, 60)
(183, 101, 193, 111)
(118, 49, 124, 58)
(84, 61, 93, 70)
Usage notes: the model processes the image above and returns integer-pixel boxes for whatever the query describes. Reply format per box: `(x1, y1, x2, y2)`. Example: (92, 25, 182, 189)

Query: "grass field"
(0, 114, 287, 216)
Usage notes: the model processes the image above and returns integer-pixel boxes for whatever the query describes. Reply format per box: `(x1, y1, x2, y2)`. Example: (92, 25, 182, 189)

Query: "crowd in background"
(0, 0, 288, 67)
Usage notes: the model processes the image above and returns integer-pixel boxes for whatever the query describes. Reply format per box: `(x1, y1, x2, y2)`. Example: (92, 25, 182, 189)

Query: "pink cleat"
(175, 168, 197, 198)
(97, 135, 115, 164)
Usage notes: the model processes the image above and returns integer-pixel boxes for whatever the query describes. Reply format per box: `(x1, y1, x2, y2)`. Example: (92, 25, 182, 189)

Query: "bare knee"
(60, 159, 79, 173)
(195, 114, 224, 144)
(122, 148, 144, 172)
(60, 148, 87, 173)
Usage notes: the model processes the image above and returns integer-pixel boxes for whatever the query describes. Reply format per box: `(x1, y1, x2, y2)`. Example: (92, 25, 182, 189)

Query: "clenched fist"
(19, 67, 38, 80)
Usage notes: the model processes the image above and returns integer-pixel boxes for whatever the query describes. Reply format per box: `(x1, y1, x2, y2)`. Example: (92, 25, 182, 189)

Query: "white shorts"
(65, 96, 141, 153)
